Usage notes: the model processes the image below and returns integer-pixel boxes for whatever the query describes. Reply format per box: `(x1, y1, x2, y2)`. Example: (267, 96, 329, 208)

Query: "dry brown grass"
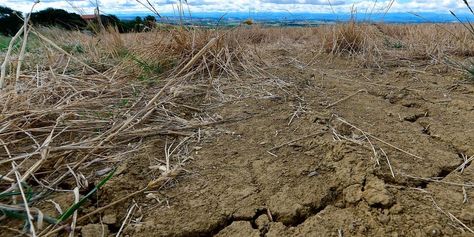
(325, 20, 364, 54)
(131, 27, 246, 78)
(307, 22, 474, 67)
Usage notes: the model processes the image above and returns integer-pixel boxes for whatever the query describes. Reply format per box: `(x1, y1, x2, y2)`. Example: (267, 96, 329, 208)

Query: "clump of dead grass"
(325, 20, 364, 55)
(314, 20, 474, 68)
(128, 27, 247, 79)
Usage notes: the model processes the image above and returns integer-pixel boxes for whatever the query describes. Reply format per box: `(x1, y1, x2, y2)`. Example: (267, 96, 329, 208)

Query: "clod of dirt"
(266, 222, 293, 237)
(38, 193, 74, 218)
(81, 224, 109, 237)
(403, 111, 428, 123)
(268, 200, 304, 225)
(215, 221, 260, 237)
(386, 89, 409, 104)
(103, 213, 117, 225)
(363, 177, 394, 207)
(401, 101, 421, 108)
(377, 213, 390, 224)
(389, 203, 404, 214)
(255, 214, 270, 229)
(343, 184, 363, 204)
(325, 142, 355, 162)
(233, 209, 257, 221)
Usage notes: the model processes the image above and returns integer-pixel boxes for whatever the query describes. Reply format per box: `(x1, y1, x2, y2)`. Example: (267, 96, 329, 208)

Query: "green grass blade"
(0, 209, 57, 225)
(0, 182, 34, 201)
(56, 168, 116, 223)
(0, 191, 34, 200)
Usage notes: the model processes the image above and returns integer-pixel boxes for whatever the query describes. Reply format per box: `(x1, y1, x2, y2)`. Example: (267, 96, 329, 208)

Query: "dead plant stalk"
(0, 26, 24, 90)
(15, 2, 38, 91)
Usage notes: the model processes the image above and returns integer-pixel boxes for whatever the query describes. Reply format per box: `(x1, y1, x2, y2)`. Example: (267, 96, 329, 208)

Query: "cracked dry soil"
(55, 50, 474, 236)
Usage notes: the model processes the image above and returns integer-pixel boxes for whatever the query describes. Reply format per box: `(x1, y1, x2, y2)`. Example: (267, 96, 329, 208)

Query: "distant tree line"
(0, 6, 157, 36)
(0, 6, 23, 36)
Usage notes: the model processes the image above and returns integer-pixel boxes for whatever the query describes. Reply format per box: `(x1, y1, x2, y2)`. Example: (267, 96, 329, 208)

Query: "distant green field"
(0, 35, 11, 51)
(0, 34, 43, 53)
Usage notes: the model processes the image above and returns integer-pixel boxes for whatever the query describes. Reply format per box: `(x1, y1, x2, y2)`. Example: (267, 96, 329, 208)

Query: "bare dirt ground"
(15, 40, 474, 236)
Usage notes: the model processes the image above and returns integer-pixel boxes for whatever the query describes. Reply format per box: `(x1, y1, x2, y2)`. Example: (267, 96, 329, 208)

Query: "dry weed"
(325, 20, 364, 55)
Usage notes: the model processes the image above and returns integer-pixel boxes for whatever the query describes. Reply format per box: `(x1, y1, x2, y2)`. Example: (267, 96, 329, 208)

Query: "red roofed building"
(81, 14, 96, 21)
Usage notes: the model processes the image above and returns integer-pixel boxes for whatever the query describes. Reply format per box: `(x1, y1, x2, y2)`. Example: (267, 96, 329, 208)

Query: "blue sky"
(1, 0, 471, 14)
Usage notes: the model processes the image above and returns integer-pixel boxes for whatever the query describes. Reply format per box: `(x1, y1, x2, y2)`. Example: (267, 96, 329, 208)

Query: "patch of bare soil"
(63, 47, 473, 236)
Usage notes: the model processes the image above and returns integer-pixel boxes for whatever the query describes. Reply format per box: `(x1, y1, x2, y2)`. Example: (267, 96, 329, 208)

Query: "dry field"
(0, 21, 474, 237)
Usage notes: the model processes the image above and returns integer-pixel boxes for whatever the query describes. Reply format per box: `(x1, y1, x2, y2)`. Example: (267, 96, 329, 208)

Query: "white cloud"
(0, 0, 471, 14)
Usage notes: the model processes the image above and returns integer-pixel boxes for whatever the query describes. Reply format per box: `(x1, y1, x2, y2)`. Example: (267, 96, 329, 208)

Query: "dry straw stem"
(0, 25, 25, 90)
(312, 19, 474, 67)
(429, 196, 474, 234)
(269, 131, 326, 152)
(135, 0, 161, 17)
(20, 117, 58, 183)
(31, 29, 110, 80)
(456, 155, 474, 173)
(325, 89, 367, 109)
(402, 174, 474, 188)
(13, 162, 37, 237)
(175, 37, 219, 77)
(380, 148, 395, 178)
(0, 226, 31, 236)
(330, 21, 364, 54)
(330, 117, 382, 168)
(15, 2, 38, 90)
(115, 202, 138, 237)
(334, 116, 424, 160)
(68, 187, 80, 237)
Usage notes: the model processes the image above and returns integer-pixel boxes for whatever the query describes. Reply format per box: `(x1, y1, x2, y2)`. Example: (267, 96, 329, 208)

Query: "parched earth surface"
(41, 47, 474, 236)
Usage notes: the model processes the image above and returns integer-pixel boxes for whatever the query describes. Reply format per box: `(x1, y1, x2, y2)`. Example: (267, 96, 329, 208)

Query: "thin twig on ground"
(269, 131, 325, 152)
(430, 196, 474, 234)
(116, 202, 138, 237)
(335, 116, 424, 160)
(325, 89, 367, 109)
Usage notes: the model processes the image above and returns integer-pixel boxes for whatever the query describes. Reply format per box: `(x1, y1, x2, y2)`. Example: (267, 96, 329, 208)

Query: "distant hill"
(114, 12, 474, 26)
